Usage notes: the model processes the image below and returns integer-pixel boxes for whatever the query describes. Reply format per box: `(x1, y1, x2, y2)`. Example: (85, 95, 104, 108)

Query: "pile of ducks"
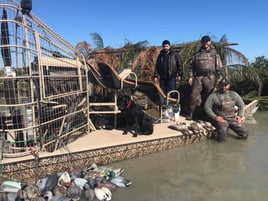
(169, 120, 216, 139)
(0, 163, 132, 201)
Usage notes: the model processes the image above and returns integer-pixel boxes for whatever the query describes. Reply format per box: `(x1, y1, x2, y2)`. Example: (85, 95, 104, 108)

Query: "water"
(82, 112, 268, 201)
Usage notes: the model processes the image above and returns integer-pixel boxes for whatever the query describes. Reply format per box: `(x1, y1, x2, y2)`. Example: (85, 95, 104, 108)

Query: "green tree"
(90, 32, 104, 50)
(251, 56, 268, 96)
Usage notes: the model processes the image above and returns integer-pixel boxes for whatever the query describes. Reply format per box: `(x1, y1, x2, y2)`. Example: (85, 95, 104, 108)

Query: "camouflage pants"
(214, 117, 249, 142)
(189, 75, 215, 112)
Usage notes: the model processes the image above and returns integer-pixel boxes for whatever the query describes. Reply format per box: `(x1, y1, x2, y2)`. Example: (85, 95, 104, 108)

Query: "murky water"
(79, 111, 268, 201)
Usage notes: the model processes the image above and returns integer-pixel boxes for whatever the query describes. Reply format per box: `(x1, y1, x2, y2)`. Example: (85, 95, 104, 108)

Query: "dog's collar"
(126, 100, 132, 109)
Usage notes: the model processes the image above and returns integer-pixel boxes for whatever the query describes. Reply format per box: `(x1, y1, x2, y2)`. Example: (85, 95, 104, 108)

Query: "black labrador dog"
(117, 95, 153, 137)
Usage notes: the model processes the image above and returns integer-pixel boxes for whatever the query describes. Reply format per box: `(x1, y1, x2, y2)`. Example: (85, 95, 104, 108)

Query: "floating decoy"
(66, 183, 82, 201)
(110, 176, 132, 188)
(1, 180, 22, 193)
(53, 185, 67, 197)
(0, 191, 8, 201)
(94, 186, 112, 201)
(86, 163, 124, 178)
(42, 173, 59, 195)
(36, 176, 48, 195)
(44, 191, 72, 201)
(102, 180, 117, 192)
(23, 184, 39, 200)
(73, 177, 88, 190)
(84, 183, 95, 201)
(57, 172, 71, 187)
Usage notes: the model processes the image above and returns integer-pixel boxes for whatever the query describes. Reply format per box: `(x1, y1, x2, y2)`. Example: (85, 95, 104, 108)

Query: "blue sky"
(32, 0, 267, 63)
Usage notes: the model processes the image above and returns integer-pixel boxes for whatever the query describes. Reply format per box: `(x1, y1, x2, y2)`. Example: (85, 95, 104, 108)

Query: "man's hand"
(188, 77, 193, 86)
(216, 116, 225, 123)
(154, 77, 159, 83)
(236, 116, 244, 124)
(176, 76, 181, 81)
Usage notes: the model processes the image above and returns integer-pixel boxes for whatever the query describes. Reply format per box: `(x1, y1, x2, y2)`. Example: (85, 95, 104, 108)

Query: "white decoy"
(1, 180, 21, 193)
(94, 186, 112, 201)
(57, 172, 71, 187)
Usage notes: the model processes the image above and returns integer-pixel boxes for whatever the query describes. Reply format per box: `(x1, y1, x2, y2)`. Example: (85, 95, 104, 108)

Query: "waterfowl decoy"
(91, 176, 117, 192)
(42, 173, 59, 195)
(36, 176, 48, 195)
(0, 191, 8, 201)
(32, 196, 47, 201)
(102, 180, 117, 192)
(110, 176, 132, 188)
(73, 177, 88, 190)
(83, 183, 95, 201)
(57, 172, 71, 187)
(86, 163, 124, 178)
(53, 185, 67, 197)
(44, 191, 72, 201)
(94, 186, 112, 201)
(66, 183, 82, 201)
(23, 184, 39, 200)
(83, 170, 105, 180)
(14, 189, 24, 201)
(1, 180, 22, 193)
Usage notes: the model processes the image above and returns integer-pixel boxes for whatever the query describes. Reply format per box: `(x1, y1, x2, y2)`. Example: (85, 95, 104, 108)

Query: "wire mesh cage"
(0, 0, 90, 156)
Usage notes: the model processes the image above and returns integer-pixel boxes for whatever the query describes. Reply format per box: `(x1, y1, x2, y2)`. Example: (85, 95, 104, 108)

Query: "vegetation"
(76, 34, 268, 110)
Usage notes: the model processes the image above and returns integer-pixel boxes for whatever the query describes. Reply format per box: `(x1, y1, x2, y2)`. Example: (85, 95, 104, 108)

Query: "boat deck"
(4, 117, 189, 163)
(2, 116, 205, 182)
(1, 99, 258, 182)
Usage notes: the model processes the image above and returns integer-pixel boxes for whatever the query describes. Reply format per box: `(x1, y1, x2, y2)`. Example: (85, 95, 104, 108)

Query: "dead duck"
(195, 122, 207, 136)
(188, 122, 201, 136)
(180, 128, 193, 138)
(204, 121, 216, 131)
(172, 122, 192, 138)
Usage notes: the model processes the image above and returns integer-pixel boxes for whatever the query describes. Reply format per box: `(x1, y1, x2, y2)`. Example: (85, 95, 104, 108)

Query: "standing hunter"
(154, 40, 183, 104)
(186, 35, 224, 120)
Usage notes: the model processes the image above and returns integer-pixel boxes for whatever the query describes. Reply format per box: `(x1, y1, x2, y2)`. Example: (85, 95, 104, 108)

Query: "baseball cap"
(201, 35, 211, 43)
(219, 78, 229, 86)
